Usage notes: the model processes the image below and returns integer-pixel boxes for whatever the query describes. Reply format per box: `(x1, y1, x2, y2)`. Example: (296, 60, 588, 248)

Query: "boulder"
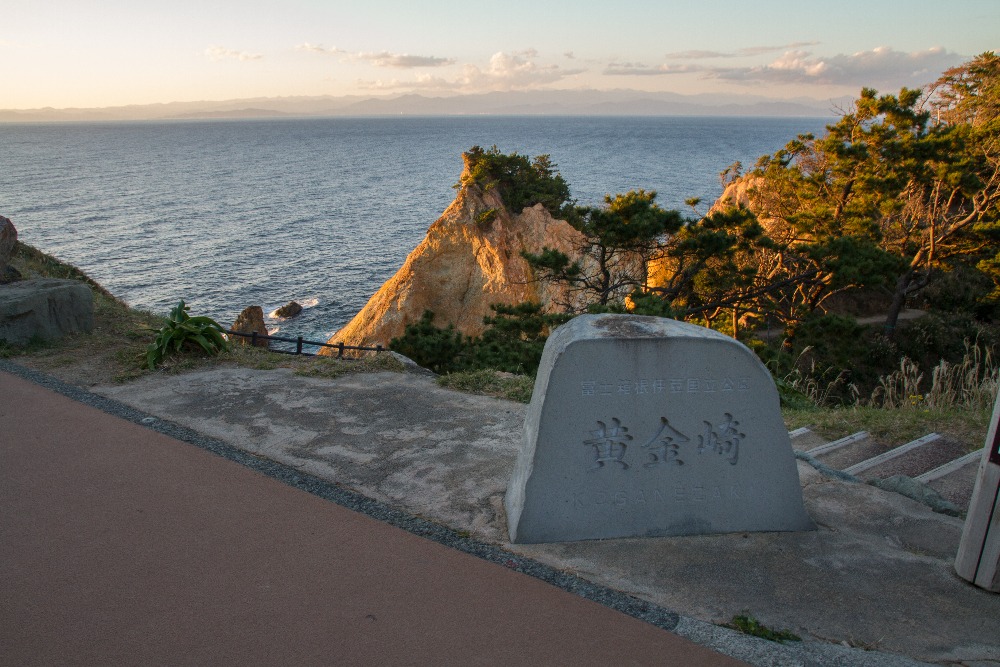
(0, 216, 21, 284)
(323, 153, 586, 351)
(274, 301, 303, 319)
(0, 279, 94, 344)
(230, 306, 269, 347)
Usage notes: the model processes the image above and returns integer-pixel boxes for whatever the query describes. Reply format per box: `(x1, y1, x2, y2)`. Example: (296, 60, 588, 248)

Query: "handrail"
(225, 329, 385, 359)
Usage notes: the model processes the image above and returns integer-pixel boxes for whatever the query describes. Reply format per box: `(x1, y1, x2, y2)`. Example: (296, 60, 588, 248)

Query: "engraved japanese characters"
(505, 314, 814, 543)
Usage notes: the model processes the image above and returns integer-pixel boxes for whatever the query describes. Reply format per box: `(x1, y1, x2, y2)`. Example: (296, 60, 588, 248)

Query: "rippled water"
(0, 116, 830, 345)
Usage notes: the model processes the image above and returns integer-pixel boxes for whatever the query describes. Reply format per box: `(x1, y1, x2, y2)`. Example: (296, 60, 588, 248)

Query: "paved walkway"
(0, 370, 741, 666)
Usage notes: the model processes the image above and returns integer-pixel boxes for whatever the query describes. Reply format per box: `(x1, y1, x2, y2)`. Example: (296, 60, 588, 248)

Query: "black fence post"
(296, 336, 303, 355)
(337, 342, 345, 359)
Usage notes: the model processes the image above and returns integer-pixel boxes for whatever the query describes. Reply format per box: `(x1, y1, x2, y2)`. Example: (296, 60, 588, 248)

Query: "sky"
(2, 0, 999, 109)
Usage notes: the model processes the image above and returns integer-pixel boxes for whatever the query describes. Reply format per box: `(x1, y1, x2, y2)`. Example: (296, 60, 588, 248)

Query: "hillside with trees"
(393, 53, 1000, 409)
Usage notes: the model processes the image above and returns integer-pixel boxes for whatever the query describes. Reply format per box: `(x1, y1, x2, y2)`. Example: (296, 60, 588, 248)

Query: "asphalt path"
(1, 369, 742, 666)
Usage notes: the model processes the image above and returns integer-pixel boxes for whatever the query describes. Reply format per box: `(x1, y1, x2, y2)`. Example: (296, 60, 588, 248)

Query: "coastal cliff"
(323, 153, 585, 350)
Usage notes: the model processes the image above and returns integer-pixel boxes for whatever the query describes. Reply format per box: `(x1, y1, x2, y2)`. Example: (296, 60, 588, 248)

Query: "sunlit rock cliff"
(323, 153, 585, 350)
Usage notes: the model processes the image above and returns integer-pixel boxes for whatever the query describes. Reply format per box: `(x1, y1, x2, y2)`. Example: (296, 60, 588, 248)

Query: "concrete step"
(917, 448, 985, 512)
(792, 425, 983, 515)
(843, 433, 941, 477)
(807, 431, 883, 470)
(853, 436, 970, 481)
(788, 426, 828, 450)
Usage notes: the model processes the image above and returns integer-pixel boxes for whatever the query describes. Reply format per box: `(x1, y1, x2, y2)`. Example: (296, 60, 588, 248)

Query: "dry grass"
(779, 341, 997, 449)
(437, 369, 535, 403)
(3, 243, 166, 385)
(2, 243, 404, 386)
(870, 343, 999, 410)
(783, 404, 991, 451)
(293, 351, 406, 379)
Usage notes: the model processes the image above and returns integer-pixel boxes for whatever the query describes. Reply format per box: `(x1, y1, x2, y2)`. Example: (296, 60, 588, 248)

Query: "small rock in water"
(274, 301, 303, 319)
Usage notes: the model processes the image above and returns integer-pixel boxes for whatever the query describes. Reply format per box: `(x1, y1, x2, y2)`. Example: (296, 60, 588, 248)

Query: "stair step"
(843, 433, 941, 476)
(788, 426, 827, 450)
(807, 431, 881, 470)
(919, 450, 984, 512)
(854, 436, 969, 481)
(916, 448, 985, 483)
(806, 431, 870, 456)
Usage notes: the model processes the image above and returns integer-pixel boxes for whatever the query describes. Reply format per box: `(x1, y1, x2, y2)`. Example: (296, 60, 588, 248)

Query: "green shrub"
(459, 145, 574, 220)
(725, 614, 801, 643)
(437, 369, 535, 403)
(389, 303, 571, 377)
(389, 311, 468, 374)
(145, 300, 229, 369)
(467, 302, 571, 375)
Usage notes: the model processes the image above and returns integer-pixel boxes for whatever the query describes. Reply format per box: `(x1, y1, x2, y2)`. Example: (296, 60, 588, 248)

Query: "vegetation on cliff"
(458, 144, 574, 220)
(389, 303, 570, 376)
(522, 189, 683, 308)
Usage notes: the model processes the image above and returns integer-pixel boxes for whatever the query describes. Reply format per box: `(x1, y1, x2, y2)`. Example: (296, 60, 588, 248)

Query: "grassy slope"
(2, 242, 404, 385)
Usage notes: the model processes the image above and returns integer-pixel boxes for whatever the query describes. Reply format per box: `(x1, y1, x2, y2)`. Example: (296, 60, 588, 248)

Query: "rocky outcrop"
(324, 155, 586, 350)
(274, 301, 302, 319)
(0, 216, 21, 284)
(0, 279, 93, 344)
(708, 176, 759, 213)
(230, 306, 269, 347)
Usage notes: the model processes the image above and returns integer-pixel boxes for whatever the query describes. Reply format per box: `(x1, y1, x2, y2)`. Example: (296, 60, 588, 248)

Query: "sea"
(0, 116, 831, 349)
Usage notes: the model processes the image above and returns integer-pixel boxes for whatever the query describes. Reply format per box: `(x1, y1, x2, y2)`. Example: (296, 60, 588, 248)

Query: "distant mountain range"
(0, 89, 846, 122)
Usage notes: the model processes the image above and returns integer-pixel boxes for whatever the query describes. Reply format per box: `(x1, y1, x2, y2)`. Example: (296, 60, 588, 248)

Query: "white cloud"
(352, 51, 454, 68)
(663, 42, 823, 60)
(663, 50, 730, 60)
(296, 43, 344, 56)
(298, 44, 453, 68)
(204, 46, 262, 62)
(736, 42, 821, 57)
(360, 50, 583, 92)
(609, 46, 965, 90)
(707, 46, 965, 88)
(359, 72, 454, 90)
(604, 62, 704, 76)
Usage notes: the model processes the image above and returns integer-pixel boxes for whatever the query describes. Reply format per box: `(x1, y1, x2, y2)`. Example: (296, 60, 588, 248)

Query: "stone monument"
(505, 314, 814, 544)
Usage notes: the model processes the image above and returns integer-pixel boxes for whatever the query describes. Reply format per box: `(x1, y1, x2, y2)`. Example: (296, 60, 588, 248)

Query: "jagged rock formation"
(230, 306, 269, 347)
(324, 155, 586, 350)
(0, 216, 22, 284)
(709, 176, 758, 213)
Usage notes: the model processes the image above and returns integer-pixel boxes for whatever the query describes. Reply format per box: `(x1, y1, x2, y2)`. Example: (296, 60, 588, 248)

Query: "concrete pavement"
(1, 367, 740, 666)
(5, 360, 1000, 665)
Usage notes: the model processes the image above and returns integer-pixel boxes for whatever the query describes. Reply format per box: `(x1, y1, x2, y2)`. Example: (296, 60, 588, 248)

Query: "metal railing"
(225, 330, 385, 358)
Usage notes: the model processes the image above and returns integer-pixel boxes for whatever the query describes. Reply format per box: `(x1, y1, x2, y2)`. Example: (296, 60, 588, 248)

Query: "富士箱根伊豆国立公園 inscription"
(580, 376, 751, 398)
(505, 314, 814, 544)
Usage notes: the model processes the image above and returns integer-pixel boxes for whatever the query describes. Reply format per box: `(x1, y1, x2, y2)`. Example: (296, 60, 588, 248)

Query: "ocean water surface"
(0, 116, 831, 347)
